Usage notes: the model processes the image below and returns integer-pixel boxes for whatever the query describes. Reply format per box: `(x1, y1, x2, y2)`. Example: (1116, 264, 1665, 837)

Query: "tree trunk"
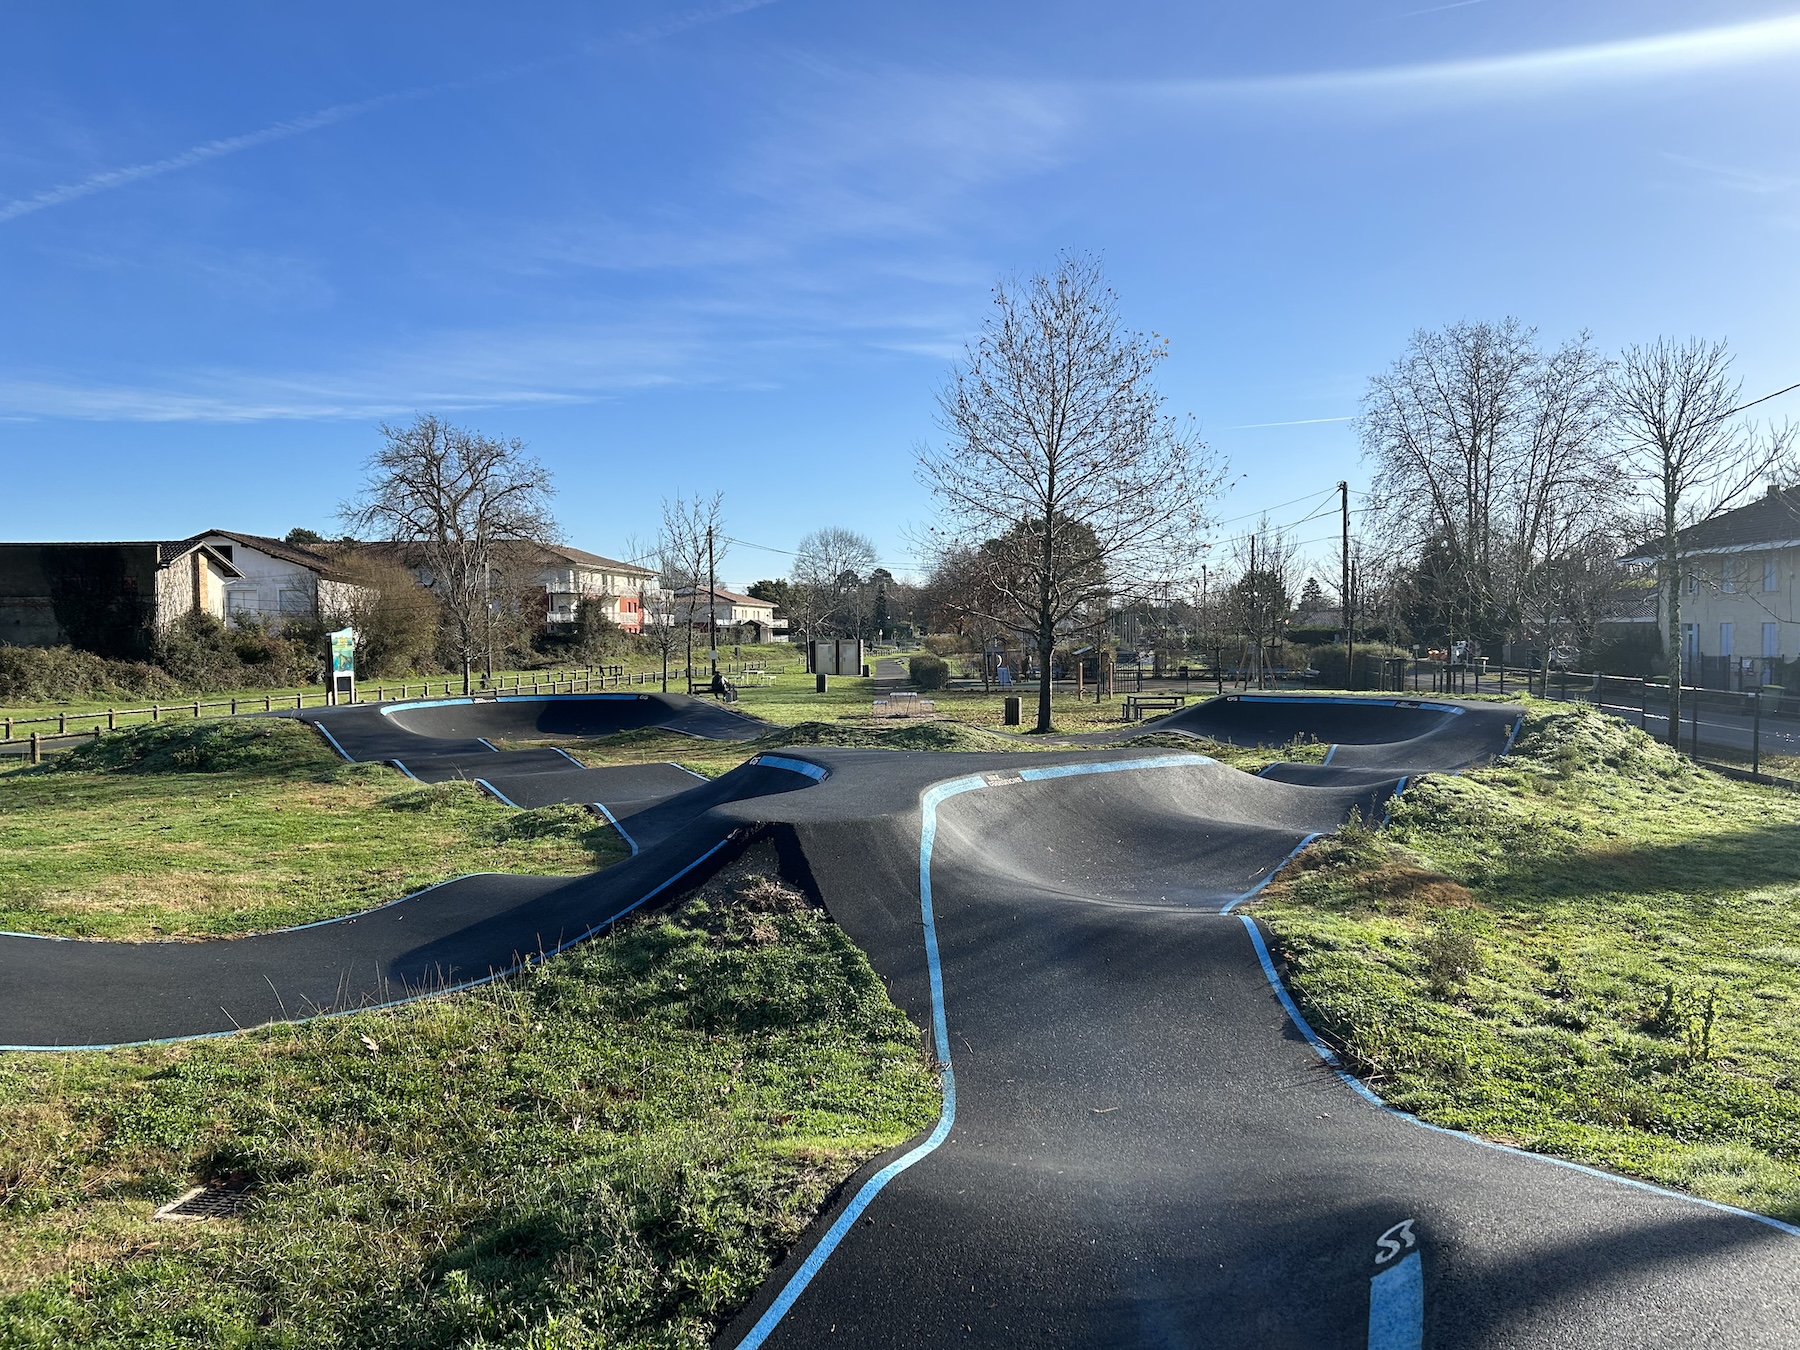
(1664, 507, 1683, 747)
(1036, 631, 1054, 733)
(462, 654, 472, 697)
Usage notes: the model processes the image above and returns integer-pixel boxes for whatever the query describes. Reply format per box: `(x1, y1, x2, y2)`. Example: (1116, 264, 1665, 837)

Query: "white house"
(664, 585, 781, 642)
(189, 530, 365, 630)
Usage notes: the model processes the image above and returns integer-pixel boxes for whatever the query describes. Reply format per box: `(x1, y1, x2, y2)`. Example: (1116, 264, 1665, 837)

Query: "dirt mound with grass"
(1507, 699, 1691, 782)
(46, 718, 337, 776)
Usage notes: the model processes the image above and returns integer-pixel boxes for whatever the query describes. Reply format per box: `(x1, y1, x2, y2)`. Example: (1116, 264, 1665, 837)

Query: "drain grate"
(153, 1182, 256, 1222)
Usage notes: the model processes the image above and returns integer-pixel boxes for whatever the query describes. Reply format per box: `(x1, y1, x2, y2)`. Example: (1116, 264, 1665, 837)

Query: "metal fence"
(1524, 672, 1800, 783)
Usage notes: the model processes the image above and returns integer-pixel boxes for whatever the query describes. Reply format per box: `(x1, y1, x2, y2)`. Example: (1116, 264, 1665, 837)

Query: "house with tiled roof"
(531, 544, 658, 633)
(1623, 485, 1800, 689)
(188, 529, 366, 630)
(662, 585, 780, 642)
(352, 538, 659, 635)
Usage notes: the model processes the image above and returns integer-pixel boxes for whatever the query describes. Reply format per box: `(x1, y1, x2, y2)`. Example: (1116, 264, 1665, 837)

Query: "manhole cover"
(153, 1182, 256, 1222)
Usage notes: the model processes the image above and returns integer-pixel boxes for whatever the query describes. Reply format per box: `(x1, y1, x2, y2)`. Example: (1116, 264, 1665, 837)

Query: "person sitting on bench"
(710, 670, 738, 701)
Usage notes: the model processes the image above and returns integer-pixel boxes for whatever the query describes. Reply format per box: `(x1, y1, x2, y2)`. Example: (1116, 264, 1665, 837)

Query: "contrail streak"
(0, 0, 780, 226)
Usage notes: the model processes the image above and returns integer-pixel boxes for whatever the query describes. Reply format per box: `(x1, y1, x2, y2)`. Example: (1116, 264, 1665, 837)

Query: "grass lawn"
(0, 720, 624, 940)
(1255, 699, 1800, 1223)
(0, 844, 940, 1348)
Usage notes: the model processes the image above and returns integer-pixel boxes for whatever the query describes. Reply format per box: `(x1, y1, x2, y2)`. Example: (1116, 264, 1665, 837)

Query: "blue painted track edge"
(1219, 832, 1323, 913)
(1222, 693, 1467, 716)
(1237, 915, 1800, 1239)
(311, 722, 354, 762)
(732, 753, 1221, 1349)
(474, 778, 520, 809)
(589, 799, 639, 856)
(372, 692, 647, 719)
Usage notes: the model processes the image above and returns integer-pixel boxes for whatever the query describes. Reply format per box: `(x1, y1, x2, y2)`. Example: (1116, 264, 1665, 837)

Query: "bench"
(1123, 694, 1186, 723)
(873, 693, 938, 720)
(688, 678, 740, 703)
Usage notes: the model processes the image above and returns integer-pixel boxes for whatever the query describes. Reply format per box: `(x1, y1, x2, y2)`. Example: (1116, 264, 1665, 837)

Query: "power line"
(1725, 378, 1800, 422)
(722, 534, 799, 557)
(1209, 485, 1340, 529)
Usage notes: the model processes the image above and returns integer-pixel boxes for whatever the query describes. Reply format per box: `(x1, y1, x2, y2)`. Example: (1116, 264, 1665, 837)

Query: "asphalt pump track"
(1, 691, 1794, 1346)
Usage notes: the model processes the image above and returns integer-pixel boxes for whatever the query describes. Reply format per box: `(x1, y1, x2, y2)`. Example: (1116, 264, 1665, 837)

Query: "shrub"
(920, 634, 965, 658)
(153, 612, 318, 693)
(908, 653, 950, 690)
(1420, 921, 1483, 992)
(0, 644, 182, 704)
(1311, 643, 1410, 690)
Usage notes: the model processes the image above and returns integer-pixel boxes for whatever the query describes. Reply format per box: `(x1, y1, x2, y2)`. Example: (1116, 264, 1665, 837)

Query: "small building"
(664, 586, 781, 643)
(0, 539, 244, 659)
(1624, 485, 1800, 689)
(187, 530, 364, 631)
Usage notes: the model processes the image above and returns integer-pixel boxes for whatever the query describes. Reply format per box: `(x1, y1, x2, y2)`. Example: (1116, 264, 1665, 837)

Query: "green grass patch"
(0, 722, 623, 940)
(1256, 699, 1800, 1222)
(0, 843, 941, 1346)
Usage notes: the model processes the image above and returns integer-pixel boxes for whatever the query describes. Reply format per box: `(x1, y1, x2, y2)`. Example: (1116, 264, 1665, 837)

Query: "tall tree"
(790, 527, 878, 652)
(1612, 338, 1794, 743)
(342, 414, 558, 694)
(658, 493, 726, 684)
(1362, 321, 1617, 651)
(919, 253, 1225, 732)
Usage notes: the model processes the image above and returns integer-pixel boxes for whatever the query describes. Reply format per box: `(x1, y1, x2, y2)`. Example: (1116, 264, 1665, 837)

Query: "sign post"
(327, 628, 357, 706)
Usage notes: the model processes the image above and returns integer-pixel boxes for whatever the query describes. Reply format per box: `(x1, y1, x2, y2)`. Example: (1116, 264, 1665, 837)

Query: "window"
(1765, 623, 1780, 659)
(277, 589, 313, 614)
(1722, 559, 1736, 593)
(1767, 557, 1780, 592)
(1683, 624, 1699, 661)
(1720, 622, 1734, 658)
(1686, 571, 1698, 595)
(227, 590, 260, 615)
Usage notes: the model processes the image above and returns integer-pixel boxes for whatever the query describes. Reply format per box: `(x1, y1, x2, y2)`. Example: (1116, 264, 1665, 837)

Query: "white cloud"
(1144, 12, 1800, 103)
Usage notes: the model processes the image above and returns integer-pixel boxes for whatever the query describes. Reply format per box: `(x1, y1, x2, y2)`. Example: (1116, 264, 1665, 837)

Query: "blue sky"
(3, 2, 1797, 587)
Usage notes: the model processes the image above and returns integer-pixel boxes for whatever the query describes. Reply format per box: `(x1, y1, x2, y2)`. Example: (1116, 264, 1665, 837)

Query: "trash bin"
(815, 673, 828, 693)
(1004, 695, 1022, 726)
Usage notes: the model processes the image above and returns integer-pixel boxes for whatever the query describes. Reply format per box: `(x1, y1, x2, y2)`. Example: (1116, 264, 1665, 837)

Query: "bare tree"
(1362, 321, 1618, 653)
(791, 527, 878, 653)
(620, 531, 680, 693)
(919, 253, 1225, 732)
(1223, 521, 1298, 687)
(658, 493, 726, 685)
(1613, 338, 1795, 743)
(342, 414, 558, 694)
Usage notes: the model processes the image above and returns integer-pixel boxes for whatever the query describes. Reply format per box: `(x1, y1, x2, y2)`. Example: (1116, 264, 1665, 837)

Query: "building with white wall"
(189, 530, 364, 630)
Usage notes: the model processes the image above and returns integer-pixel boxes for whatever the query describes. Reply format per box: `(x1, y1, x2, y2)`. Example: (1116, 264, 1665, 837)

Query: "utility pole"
(1200, 564, 1208, 687)
(1340, 480, 1353, 690)
(706, 526, 719, 676)
(1249, 533, 1260, 691)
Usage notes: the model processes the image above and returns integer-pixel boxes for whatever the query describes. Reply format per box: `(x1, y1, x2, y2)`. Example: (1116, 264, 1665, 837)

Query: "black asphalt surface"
(4, 690, 1795, 1346)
